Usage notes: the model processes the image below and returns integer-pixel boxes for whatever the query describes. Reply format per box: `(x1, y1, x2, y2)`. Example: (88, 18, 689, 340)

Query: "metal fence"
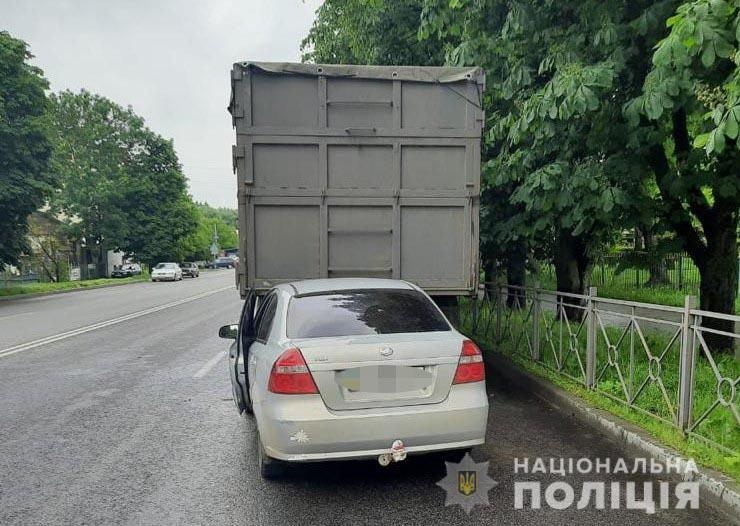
(538, 252, 707, 293)
(460, 284, 740, 455)
(1, 260, 103, 290)
(1, 263, 51, 289)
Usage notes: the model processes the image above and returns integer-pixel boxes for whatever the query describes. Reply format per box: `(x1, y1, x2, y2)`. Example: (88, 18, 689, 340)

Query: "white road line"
(193, 351, 226, 379)
(0, 285, 235, 359)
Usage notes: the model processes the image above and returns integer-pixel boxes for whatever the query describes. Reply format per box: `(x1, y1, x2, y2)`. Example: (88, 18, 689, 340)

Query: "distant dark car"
(212, 257, 236, 269)
(111, 264, 142, 278)
(180, 262, 199, 278)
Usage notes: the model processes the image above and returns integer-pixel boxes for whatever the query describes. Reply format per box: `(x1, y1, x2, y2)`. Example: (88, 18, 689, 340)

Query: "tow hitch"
(378, 440, 407, 466)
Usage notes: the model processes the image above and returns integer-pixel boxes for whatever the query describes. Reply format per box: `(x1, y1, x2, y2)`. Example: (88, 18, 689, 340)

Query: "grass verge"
(461, 303, 740, 482)
(536, 272, 740, 313)
(0, 274, 149, 297)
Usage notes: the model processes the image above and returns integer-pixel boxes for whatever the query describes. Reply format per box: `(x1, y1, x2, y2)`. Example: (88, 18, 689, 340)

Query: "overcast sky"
(2, 0, 323, 208)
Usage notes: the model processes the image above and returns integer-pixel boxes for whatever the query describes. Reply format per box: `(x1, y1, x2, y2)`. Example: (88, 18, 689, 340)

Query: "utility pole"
(210, 225, 219, 260)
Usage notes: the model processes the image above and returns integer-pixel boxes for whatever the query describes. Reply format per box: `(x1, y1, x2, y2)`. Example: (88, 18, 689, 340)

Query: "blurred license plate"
(336, 365, 433, 393)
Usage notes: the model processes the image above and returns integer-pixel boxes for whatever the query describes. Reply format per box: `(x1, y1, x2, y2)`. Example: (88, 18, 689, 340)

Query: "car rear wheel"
(256, 433, 284, 479)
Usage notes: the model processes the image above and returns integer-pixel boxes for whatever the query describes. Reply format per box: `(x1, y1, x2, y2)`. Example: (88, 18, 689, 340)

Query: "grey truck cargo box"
(229, 62, 483, 297)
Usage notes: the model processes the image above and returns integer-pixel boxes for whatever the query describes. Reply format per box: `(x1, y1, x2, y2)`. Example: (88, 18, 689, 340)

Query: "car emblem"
(380, 347, 394, 357)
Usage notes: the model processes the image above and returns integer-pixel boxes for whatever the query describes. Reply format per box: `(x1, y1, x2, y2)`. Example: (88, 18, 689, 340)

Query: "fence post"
(532, 282, 541, 361)
(678, 295, 697, 430)
(586, 286, 598, 388)
(495, 284, 502, 344)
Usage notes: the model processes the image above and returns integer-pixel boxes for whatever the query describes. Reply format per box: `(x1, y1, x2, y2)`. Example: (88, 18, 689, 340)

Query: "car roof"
(277, 278, 416, 297)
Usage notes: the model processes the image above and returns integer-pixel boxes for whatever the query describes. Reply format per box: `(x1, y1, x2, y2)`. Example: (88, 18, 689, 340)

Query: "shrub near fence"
(460, 284, 740, 459)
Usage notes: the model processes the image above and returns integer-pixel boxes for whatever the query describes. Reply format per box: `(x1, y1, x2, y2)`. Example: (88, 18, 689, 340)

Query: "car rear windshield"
(287, 289, 450, 338)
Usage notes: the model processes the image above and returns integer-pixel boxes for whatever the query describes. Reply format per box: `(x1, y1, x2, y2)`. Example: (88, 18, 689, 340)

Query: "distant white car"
(220, 278, 488, 478)
(151, 262, 182, 282)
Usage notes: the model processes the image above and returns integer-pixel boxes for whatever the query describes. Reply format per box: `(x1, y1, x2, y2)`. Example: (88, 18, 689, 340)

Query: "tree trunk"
(506, 238, 526, 309)
(642, 229, 669, 286)
(697, 216, 738, 352)
(554, 231, 592, 321)
(482, 257, 496, 299)
(647, 119, 738, 354)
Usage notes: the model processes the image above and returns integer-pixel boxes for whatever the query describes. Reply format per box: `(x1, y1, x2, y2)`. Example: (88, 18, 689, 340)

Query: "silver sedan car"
(151, 262, 183, 281)
(220, 278, 488, 478)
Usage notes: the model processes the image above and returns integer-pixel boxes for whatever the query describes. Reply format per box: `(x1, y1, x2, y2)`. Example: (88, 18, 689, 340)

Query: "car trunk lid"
(291, 332, 462, 410)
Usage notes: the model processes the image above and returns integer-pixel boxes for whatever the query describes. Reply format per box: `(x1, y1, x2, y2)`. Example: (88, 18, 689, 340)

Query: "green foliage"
(418, 1, 672, 288)
(0, 31, 56, 268)
(182, 203, 238, 260)
(196, 202, 237, 231)
(624, 0, 740, 321)
(47, 90, 197, 267)
(629, 0, 740, 156)
(301, 0, 446, 65)
(417, 0, 738, 318)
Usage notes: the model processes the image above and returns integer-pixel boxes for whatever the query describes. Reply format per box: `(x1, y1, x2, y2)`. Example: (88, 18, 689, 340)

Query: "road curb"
(0, 279, 148, 302)
(483, 350, 740, 522)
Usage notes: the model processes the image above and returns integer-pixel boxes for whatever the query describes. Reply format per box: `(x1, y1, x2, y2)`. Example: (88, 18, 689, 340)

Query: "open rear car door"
(229, 287, 256, 413)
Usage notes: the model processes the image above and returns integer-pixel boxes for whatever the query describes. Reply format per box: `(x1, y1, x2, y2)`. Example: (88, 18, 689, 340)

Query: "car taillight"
(268, 347, 318, 394)
(452, 340, 485, 384)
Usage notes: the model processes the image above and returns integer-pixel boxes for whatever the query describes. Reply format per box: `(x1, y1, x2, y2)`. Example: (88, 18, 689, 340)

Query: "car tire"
(256, 433, 284, 479)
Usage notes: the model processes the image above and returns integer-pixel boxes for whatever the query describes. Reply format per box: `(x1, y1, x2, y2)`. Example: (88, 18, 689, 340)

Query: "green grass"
(460, 299, 740, 481)
(535, 267, 740, 313)
(0, 274, 149, 297)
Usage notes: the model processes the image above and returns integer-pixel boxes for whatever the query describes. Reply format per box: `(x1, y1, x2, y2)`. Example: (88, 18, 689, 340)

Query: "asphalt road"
(0, 271, 730, 525)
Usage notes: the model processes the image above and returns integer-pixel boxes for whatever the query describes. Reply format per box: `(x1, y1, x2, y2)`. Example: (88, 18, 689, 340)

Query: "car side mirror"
(219, 324, 239, 339)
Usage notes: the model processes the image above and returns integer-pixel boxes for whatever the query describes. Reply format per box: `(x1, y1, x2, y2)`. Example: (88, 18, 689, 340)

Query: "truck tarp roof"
(233, 61, 485, 85)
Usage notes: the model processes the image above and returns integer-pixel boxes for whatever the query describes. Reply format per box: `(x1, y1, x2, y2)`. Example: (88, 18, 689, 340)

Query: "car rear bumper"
(255, 382, 488, 462)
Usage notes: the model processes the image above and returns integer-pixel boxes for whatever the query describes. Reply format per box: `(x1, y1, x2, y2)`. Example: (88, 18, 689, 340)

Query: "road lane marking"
(193, 351, 226, 379)
(0, 285, 235, 359)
